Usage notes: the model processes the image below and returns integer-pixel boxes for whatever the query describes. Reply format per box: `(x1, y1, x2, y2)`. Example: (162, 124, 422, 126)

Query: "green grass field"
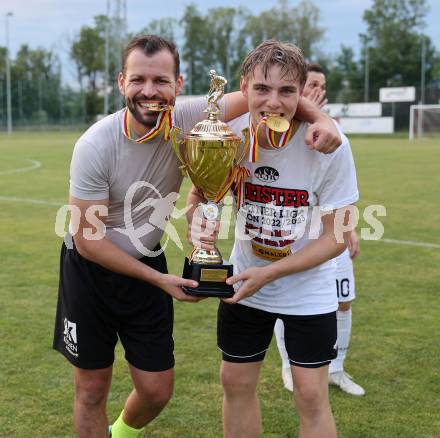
(0, 132, 439, 437)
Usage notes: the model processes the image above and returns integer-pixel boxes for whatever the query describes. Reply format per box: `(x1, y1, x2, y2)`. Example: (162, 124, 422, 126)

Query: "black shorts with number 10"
(53, 243, 174, 372)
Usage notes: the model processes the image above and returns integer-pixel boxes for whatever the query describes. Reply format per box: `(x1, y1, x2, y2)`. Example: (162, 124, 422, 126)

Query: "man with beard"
(53, 35, 342, 438)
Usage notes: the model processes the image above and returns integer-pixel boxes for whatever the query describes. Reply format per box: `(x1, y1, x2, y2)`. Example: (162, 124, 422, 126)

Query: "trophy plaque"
(171, 70, 249, 297)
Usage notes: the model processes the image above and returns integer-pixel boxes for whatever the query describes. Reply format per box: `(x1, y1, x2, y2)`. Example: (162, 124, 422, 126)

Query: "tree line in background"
(0, 0, 438, 127)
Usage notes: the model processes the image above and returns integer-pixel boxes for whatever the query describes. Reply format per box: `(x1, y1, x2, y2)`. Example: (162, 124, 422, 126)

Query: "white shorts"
(335, 249, 355, 303)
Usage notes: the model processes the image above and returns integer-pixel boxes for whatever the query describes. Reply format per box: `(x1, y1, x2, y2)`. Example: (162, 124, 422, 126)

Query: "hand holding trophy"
(171, 70, 249, 298)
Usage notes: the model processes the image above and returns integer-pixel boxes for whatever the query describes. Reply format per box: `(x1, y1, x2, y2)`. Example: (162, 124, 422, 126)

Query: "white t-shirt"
(228, 114, 359, 315)
(69, 97, 222, 258)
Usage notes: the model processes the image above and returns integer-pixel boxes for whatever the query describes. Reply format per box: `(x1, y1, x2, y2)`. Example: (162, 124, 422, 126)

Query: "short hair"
(241, 40, 307, 87)
(307, 63, 325, 75)
(121, 34, 180, 78)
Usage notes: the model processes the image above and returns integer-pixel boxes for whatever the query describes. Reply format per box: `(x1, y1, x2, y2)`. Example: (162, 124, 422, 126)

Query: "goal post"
(409, 104, 440, 140)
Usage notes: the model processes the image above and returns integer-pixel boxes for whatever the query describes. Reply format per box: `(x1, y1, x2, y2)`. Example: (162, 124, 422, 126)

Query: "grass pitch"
(0, 132, 439, 437)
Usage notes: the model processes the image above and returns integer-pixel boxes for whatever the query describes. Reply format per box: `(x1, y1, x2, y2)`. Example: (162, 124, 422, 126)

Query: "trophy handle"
(170, 126, 188, 176)
(235, 128, 250, 165)
(170, 126, 185, 165)
(212, 128, 250, 204)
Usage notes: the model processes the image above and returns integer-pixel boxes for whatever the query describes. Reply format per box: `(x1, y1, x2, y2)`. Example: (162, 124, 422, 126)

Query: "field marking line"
(0, 159, 42, 176)
(379, 238, 440, 249)
(1, 195, 440, 250)
(0, 196, 62, 207)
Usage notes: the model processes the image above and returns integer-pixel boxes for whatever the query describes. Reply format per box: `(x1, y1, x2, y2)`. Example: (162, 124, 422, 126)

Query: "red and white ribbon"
(248, 116, 294, 163)
(123, 106, 174, 143)
(266, 121, 294, 149)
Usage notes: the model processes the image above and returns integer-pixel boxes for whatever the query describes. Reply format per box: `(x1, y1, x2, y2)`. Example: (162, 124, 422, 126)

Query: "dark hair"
(121, 34, 180, 78)
(307, 63, 325, 75)
(241, 40, 307, 87)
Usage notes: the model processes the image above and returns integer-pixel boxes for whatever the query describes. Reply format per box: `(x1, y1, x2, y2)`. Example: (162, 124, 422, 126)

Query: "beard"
(125, 95, 174, 130)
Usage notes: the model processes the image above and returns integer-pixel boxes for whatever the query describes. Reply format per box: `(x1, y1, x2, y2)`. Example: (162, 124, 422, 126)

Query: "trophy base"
(182, 257, 234, 298)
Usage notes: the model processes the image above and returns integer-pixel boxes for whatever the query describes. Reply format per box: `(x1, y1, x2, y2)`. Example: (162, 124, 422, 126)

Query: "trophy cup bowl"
(170, 71, 249, 297)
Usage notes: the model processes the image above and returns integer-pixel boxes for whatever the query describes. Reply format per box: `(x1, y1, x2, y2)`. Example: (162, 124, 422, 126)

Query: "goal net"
(409, 104, 440, 140)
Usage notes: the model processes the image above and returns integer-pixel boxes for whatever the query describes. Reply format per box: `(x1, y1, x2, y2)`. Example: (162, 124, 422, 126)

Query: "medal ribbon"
(249, 116, 267, 163)
(211, 165, 250, 211)
(123, 106, 174, 143)
(249, 116, 294, 162)
(234, 166, 251, 209)
(266, 120, 294, 149)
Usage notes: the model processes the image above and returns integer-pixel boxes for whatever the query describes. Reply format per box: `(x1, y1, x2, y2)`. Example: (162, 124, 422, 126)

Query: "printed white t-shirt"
(227, 113, 359, 315)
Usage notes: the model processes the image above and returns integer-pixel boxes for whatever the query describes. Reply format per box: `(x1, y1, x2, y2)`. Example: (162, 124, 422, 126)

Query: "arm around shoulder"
(295, 97, 341, 154)
(223, 91, 248, 122)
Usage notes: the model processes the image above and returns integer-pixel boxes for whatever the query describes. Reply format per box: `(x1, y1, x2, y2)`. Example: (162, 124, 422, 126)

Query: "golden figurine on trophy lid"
(171, 70, 249, 297)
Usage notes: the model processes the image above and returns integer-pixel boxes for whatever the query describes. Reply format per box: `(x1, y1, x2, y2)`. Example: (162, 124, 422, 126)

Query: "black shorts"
(218, 302, 337, 368)
(53, 243, 174, 372)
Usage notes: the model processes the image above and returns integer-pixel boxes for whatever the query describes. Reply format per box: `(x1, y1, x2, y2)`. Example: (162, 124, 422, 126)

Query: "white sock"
(329, 308, 352, 374)
(274, 319, 290, 369)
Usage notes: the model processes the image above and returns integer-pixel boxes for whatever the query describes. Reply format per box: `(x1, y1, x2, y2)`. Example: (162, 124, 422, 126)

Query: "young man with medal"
(187, 40, 358, 437)
(53, 34, 343, 438)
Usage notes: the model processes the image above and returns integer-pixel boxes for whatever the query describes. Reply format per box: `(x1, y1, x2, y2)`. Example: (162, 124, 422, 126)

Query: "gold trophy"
(171, 70, 249, 297)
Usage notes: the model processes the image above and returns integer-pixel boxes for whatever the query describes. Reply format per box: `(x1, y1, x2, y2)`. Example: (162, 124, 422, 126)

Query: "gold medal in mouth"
(265, 114, 290, 132)
(140, 102, 170, 112)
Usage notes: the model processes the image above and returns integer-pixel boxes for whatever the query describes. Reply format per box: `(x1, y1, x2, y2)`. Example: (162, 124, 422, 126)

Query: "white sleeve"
(69, 139, 109, 200)
(316, 133, 359, 210)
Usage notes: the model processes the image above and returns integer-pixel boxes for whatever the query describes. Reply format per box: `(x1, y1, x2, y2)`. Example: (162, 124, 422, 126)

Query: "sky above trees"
(1, 0, 439, 61)
(0, 0, 438, 124)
